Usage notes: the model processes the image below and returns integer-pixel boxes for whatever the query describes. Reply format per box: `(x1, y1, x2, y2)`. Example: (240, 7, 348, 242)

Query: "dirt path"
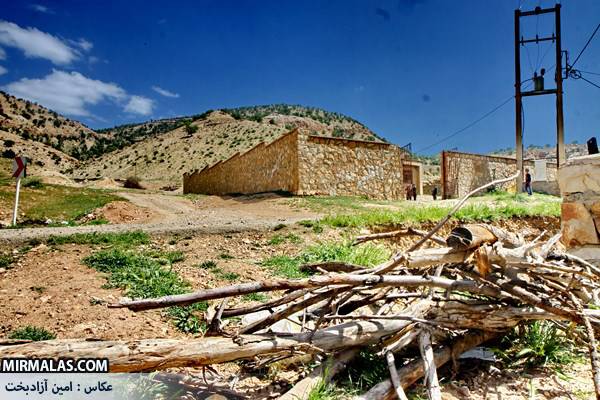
(0, 192, 319, 244)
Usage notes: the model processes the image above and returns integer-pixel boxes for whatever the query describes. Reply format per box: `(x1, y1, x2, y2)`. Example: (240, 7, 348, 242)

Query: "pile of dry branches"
(3, 173, 600, 399)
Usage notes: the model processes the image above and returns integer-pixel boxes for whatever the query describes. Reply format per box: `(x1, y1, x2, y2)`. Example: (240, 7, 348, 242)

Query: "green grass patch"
(0, 253, 14, 268)
(8, 326, 56, 341)
(83, 248, 206, 334)
(494, 321, 580, 370)
(268, 233, 303, 245)
(262, 241, 390, 278)
(197, 260, 217, 269)
(212, 267, 240, 281)
(321, 200, 560, 228)
(219, 253, 234, 260)
(47, 231, 150, 247)
(242, 292, 268, 302)
(340, 348, 388, 392)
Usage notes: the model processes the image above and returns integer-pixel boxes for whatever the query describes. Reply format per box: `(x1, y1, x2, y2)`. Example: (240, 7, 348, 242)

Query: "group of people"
(405, 184, 417, 201)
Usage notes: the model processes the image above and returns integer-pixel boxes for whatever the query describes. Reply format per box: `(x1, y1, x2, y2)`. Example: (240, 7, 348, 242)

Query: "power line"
(579, 75, 600, 90)
(415, 80, 535, 154)
(570, 22, 600, 70)
(416, 95, 515, 153)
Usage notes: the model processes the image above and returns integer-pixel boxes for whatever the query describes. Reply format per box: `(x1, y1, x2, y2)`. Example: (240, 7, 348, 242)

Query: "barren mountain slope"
(74, 106, 384, 187)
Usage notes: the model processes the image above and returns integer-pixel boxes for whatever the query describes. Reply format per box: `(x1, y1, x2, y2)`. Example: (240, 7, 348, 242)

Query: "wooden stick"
(353, 228, 447, 247)
(354, 330, 499, 400)
(115, 273, 503, 311)
(386, 351, 409, 400)
(419, 330, 441, 400)
(279, 349, 360, 400)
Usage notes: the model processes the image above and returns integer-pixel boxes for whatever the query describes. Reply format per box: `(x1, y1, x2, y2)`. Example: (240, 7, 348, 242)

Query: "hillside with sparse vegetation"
(73, 105, 384, 186)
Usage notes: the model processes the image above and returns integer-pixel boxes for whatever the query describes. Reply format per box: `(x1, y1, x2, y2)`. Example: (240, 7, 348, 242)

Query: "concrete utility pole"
(514, 4, 565, 192)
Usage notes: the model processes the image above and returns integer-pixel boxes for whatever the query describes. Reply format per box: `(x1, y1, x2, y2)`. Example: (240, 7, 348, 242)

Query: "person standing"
(411, 184, 417, 201)
(524, 168, 532, 196)
(432, 186, 438, 201)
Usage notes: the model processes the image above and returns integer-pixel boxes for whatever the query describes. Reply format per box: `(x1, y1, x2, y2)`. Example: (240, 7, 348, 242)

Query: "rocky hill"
(73, 105, 384, 187)
(490, 143, 591, 161)
(0, 95, 386, 188)
(0, 91, 100, 161)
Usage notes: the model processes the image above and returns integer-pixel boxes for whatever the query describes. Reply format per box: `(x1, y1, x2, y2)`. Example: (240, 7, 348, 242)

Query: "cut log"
(446, 224, 498, 250)
(1, 302, 432, 373)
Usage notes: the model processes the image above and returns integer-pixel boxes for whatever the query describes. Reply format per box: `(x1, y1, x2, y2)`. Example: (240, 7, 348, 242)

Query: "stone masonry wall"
(183, 130, 299, 195)
(557, 154, 600, 262)
(297, 135, 404, 200)
(441, 150, 558, 198)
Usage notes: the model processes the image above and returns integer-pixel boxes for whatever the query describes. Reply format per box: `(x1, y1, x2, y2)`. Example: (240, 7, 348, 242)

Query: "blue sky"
(0, 0, 599, 155)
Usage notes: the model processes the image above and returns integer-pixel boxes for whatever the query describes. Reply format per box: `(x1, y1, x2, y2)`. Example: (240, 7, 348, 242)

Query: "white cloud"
(0, 20, 78, 65)
(0, 47, 5, 60)
(70, 38, 93, 52)
(152, 85, 179, 98)
(3, 69, 126, 116)
(29, 4, 54, 14)
(0, 66, 7, 75)
(125, 95, 155, 116)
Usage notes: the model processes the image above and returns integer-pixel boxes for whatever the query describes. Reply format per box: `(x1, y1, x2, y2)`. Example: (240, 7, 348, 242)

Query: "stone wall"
(297, 135, 404, 200)
(183, 130, 299, 195)
(557, 154, 600, 262)
(441, 150, 558, 198)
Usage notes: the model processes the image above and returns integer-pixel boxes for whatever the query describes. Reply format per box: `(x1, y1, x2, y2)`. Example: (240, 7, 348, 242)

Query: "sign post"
(11, 156, 27, 226)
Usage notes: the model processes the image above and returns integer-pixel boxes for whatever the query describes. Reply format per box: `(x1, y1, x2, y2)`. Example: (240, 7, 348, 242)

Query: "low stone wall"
(441, 150, 558, 198)
(183, 130, 299, 195)
(557, 154, 600, 262)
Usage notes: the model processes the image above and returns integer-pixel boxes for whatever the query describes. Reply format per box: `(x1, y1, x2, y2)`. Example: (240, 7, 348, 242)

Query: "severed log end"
(446, 224, 497, 250)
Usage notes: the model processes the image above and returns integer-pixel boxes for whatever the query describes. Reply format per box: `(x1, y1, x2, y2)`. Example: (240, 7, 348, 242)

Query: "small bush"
(167, 302, 208, 334)
(0, 253, 13, 268)
(22, 177, 44, 189)
(198, 260, 217, 269)
(124, 176, 144, 189)
(9, 326, 56, 341)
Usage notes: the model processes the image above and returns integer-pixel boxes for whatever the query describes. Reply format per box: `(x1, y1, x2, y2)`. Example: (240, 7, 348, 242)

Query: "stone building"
(440, 150, 559, 198)
(183, 130, 417, 200)
(557, 153, 600, 262)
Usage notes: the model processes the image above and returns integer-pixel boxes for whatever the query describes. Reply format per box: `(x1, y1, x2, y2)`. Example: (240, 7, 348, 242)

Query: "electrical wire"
(578, 75, 600, 90)
(416, 81, 534, 154)
(570, 22, 600, 70)
(416, 96, 515, 153)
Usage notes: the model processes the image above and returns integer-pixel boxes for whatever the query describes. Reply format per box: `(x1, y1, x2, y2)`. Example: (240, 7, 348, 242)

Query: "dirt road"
(0, 192, 319, 243)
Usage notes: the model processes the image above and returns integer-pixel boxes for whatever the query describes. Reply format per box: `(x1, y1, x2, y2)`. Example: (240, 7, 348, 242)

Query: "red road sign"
(12, 157, 27, 179)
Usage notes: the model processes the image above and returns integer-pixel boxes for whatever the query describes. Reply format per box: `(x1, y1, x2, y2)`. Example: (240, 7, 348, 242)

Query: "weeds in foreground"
(47, 231, 150, 247)
(83, 248, 205, 334)
(262, 241, 389, 278)
(9, 326, 56, 341)
(0, 253, 13, 268)
(242, 292, 268, 302)
(268, 233, 303, 245)
(340, 348, 388, 392)
(494, 321, 580, 370)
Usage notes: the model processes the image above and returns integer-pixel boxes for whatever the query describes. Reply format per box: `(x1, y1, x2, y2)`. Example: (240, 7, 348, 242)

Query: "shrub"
(9, 326, 56, 341)
(124, 176, 144, 189)
(22, 177, 44, 189)
(494, 321, 579, 370)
